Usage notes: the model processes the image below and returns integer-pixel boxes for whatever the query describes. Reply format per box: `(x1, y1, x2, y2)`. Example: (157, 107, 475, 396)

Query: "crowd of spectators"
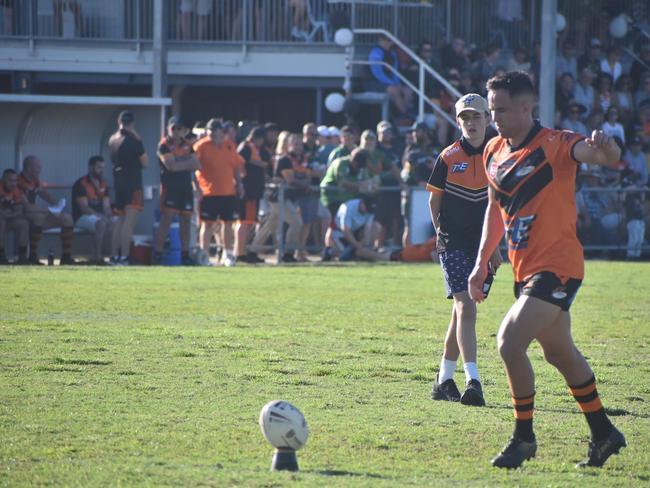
(362, 15, 650, 260)
(0, 112, 444, 265)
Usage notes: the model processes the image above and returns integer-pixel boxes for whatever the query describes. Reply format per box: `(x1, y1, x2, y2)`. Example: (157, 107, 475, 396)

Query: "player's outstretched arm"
(573, 130, 621, 167)
(469, 187, 504, 303)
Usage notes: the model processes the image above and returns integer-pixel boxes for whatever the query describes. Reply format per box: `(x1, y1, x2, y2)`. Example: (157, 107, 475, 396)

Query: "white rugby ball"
(259, 400, 309, 450)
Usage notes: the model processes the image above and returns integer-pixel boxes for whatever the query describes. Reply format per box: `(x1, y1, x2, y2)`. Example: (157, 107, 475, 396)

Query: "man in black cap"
(401, 121, 437, 245)
(153, 116, 200, 265)
(108, 110, 148, 265)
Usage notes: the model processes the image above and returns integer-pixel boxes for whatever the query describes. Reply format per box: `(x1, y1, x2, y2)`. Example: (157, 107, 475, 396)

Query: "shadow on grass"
(54, 357, 112, 366)
(483, 404, 649, 419)
(311, 469, 387, 479)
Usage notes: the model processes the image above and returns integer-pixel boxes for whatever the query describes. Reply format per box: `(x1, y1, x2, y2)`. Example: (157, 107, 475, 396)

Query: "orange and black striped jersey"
(484, 122, 585, 282)
(426, 136, 491, 253)
(0, 183, 26, 210)
(71, 175, 109, 222)
(158, 136, 194, 190)
(17, 172, 40, 204)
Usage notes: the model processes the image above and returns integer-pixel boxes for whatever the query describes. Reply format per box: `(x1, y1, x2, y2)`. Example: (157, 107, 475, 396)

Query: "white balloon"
(609, 15, 627, 39)
(555, 13, 566, 32)
(325, 92, 346, 113)
(334, 28, 353, 47)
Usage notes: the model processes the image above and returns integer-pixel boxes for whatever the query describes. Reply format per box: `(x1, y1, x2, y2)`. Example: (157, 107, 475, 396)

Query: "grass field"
(1, 261, 649, 487)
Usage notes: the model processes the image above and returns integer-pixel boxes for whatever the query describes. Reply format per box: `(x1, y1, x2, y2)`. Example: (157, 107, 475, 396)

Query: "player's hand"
(468, 262, 488, 303)
(587, 130, 613, 149)
(489, 250, 502, 272)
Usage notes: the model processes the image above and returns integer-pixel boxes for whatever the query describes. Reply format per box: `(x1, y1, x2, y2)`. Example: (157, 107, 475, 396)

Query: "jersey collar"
(508, 120, 542, 152)
(460, 135, 489, 156)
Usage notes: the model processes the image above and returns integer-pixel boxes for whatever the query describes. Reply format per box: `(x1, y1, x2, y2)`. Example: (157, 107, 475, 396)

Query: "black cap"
(206, 118, 223, 131)
(361, 194, 377, 213)
(568, 101, 587, 114)
(167, 115, 185, 128)
(118, 110, 134, 124)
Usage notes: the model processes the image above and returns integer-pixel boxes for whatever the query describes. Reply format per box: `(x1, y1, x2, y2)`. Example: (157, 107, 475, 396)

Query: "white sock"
(438, 358, 457, 383)
(463, 362, 479, 383)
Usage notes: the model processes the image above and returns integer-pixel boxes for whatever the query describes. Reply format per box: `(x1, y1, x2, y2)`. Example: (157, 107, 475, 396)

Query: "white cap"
(328, 126, 341, 137)
(317, 125, 330, 137)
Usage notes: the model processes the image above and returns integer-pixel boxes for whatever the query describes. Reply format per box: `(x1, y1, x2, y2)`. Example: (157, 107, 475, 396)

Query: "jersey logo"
(445, 146, 460, 156)
(515, 165, 535, 177)
(505, 214, 536, 250)
(451, 162, 469, 173)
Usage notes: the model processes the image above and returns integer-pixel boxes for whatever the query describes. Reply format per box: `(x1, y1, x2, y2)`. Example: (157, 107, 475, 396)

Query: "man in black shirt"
(235, 126, 267, 263)
(154, 116, 200, 265)
(71, 156, 113, 264)
(108, 110, 148, 265)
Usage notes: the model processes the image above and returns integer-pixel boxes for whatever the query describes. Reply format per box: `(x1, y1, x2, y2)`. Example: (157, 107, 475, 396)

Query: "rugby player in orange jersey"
(468, 71, 626, 469)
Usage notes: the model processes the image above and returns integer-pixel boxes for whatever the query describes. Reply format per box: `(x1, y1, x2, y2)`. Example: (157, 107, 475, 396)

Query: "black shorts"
(239, 198, 260, 224)
(375, 190, 401, 226)
(161, 184, 193, 215)
(114, 183, 143, 214)
(327, 202, 342, 227)
(200, 195, 239, 223)
(514, 271, 582, 311)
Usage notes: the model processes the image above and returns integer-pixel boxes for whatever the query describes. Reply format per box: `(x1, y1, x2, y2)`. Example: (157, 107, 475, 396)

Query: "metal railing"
(0, 1, 646, 49)
(348, 28, 461, 125)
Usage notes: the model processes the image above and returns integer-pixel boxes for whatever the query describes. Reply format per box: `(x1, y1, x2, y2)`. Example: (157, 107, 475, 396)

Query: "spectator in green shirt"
(320, 148, 373, 219)
(327, 125, 357, 167)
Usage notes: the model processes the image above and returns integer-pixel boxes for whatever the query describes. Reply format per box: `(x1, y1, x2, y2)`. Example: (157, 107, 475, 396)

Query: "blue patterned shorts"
(439, 249, 476, 299)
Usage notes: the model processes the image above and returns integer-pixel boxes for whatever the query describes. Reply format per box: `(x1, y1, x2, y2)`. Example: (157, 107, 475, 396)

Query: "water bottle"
(47, 248, 54, 266)
(482, 263, 495, 297)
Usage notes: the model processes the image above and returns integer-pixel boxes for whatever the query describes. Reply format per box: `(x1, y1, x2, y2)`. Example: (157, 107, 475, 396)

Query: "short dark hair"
(88, 155, 104, 168)
(22, 155, 37, 170)
(247, 126, 265, 141)
(350, 148, 369, 166)
(3, 168, 16, 177)
(118, 110, 134, 125)
(486, 71, 535, 98)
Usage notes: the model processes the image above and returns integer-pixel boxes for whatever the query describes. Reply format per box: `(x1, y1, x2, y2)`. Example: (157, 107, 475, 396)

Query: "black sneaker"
(14, 255, 30, 265)
(492, 437, 537, 468)
(28, 254, 43, 265)
(181, 256, 195, 266)
(246, 252, 265, 264)
(576, 426, 626, 468)
(282, 253, 297, 263)
(431, 374, 461, 402)
(460, 379, 486, 406)
(321, 247, 333, 262)
(59, 255, 77, 265)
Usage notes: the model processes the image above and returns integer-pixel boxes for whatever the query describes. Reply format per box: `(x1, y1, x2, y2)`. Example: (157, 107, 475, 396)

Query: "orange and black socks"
(569, 375, 613, 441)
(29, 225, 42, 257)
(512, 393, 535, 442)
(61, 227, 73, 257)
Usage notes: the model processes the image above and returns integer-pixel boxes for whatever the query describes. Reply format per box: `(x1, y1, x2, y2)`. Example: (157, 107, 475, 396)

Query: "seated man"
(71, 156, 114, 265)
(368, 34, 413, 115)
(0, 169, 29, 264)
(323, 195, 386, 262)
(19, 155, 76, 265)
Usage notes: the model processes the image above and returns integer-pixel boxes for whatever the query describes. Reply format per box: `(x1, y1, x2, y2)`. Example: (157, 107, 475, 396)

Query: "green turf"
(1, 262, 649, 487)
